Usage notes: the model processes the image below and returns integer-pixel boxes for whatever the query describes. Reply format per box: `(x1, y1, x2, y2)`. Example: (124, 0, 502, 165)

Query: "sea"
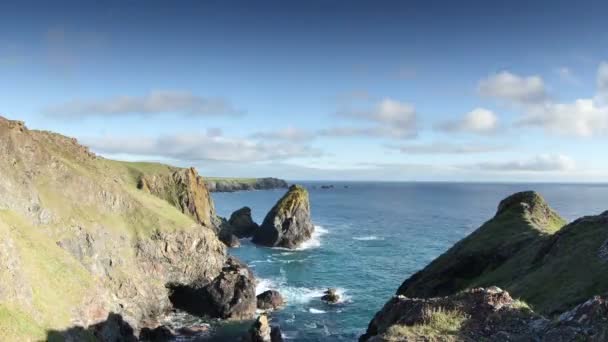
(171, 182, 608, 341)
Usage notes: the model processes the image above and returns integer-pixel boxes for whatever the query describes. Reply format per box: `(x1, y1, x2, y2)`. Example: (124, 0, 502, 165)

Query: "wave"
(352, 235, 383, 241)
(308, 308, 326, 314)
(256, 275, 352, 305)
(295, 225, 328, 250)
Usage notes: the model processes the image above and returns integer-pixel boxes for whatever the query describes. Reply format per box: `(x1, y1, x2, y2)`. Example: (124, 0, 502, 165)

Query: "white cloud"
(436, 108, 499, 134)
(475, 154, 576, 172)
(44, 90, 243, 118)
(517, 62, 608, 137)
(479, 71, 547, 105)
(389, 142, 506, 154)
(336, 98, 417, 138)
(83, 131, 322, 163)
(251, 127, 315, 142)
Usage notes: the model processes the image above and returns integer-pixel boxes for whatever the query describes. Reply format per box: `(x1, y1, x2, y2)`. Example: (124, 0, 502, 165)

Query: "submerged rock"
(321, 288, 340, 304)
(252, 185, 314, 249)
(229, 206, 260, 238)
(256, 290, 284, 310)
(168, 257, 256, 320)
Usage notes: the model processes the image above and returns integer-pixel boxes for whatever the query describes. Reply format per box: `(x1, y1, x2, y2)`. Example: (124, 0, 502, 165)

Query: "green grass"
(384, 308, 468, 341)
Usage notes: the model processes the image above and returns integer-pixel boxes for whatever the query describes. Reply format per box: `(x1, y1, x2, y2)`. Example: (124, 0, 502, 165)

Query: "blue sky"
(2, 0, 608, 181)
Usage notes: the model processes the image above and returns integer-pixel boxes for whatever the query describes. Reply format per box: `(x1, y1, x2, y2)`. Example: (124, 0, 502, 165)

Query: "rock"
(138, 167, 216, 228)
(89, 313, 138, 342)
(139, 325, 174, 341)
(320, 185, 334, 189)
(321, 288, 340, 304)
(219, 229, 240, 248)
(270, 326, 284, 342)
(248, 314, 272, 342)
(257, 290, 284, 310)
(247, 315, 283, 342)
(252, 185, 315, 249)
(228, 207, 260, 238)
(168, 257, 256, 320)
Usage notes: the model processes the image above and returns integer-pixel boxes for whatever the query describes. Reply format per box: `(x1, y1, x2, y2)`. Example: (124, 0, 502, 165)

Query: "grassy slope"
(0, 127, 202, 339)
(397, 191, 608, 315)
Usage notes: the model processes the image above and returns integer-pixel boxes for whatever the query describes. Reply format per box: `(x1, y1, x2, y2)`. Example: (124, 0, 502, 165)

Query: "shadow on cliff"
(45, 312, 138, 342)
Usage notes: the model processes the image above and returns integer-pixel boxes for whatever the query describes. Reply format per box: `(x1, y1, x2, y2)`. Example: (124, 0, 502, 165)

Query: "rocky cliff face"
(363, 191, 608, 341)
(205, 177, 288, 192)
(361, 287, 608, 342)
(0, 117, 229, 340)
(252, 185, 314, 249)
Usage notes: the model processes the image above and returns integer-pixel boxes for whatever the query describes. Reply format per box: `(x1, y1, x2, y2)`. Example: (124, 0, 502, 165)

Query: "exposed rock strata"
(252, 185, 315, 248)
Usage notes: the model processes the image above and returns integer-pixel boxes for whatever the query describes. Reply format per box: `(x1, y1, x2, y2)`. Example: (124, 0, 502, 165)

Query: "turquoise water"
(211, 182, 608, 341)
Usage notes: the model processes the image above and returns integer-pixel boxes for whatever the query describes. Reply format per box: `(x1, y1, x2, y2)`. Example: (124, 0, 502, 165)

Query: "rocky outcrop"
(321, 288, 340, 304)
(229, 207, 260, 238)
(137, 167, 216, 228)
(0, 116, 229, 340)
(247, 314, 283, 342)
(168, 257, 257, 320)
(257, 290, 284, 310)
(219, 229, 241, 248)
(206, 177, 288, 192)
(252, 185, 315, 248)
(397, 191, 566, 303)
(361, 287, 608, 342)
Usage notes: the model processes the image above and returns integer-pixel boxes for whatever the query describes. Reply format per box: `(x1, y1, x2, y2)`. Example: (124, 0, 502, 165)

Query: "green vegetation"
(384, 308, 468, 341)
(274, 185, 309, 215)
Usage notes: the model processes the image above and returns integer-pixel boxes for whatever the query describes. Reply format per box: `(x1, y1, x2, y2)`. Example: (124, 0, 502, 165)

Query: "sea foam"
(353, 235, 383, 241)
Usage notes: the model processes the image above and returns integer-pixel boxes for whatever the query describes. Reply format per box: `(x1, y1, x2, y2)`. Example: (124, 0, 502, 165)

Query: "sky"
(1, 0, 608, 182)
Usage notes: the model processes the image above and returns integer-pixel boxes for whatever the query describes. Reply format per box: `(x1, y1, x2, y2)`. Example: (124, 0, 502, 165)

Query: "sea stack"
(252, 185, 314, 249)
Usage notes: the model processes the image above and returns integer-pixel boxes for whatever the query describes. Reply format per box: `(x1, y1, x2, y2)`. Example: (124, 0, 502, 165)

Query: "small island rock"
(252, 185, 314, 249)
(256, 290, 284, 310)
(321, 288, 340, 304)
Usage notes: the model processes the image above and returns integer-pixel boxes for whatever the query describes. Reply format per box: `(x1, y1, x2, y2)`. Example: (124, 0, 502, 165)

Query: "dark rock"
(219, 229, 240, 248)
(257, 290, 284, 310)
(168, 257, 256, 320)
(139, 325, 174, 341)
(321, 288, 340, 304)
(320, 185, 334, 189)
(252, 185, 315, 249)
(90, 312, 138, 342)
(270, 326, 284, 342)
(228, 207, 260, 238)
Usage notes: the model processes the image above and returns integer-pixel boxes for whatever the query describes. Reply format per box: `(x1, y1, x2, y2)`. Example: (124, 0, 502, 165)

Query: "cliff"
(205, 177, 288, 192)
(0, 117, 231, 340)
(362, 191, 608, 340)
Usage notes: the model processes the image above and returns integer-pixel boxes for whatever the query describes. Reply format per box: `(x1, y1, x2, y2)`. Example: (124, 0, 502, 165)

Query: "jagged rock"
(257, 290, 284, 310)
(321, 288, 340, 304)
(247, 314, 283, 342)
(229, 207, 260, 238)
(139, 325, 174, 341)
(252, 185, 315, 249)
(542, 294, 608, 341)
(169, 257, 256, 320)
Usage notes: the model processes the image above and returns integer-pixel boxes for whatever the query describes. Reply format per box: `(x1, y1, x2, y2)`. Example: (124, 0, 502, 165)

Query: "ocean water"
(207, 182, 608, 341)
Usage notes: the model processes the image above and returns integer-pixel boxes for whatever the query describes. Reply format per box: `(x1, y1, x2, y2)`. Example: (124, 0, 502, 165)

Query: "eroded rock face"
(168, 257, 256, 320)
(229, 207, 260, 238)
(257, 290, 284, 310)
(219, 229, 241, 248)
(252, 185, 314, 249)
(247, 314, 283, 342)
(138, 167, 216, 228)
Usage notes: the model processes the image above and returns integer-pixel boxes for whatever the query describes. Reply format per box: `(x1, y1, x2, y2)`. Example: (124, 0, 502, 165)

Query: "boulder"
(256, 290, 284, 310)
(247, 314, 283, 342)
(228, 207, 260, 238)
(252, 185, 315, 249)
(321, 288, 340, 304)
(168, 257, 256, 320)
